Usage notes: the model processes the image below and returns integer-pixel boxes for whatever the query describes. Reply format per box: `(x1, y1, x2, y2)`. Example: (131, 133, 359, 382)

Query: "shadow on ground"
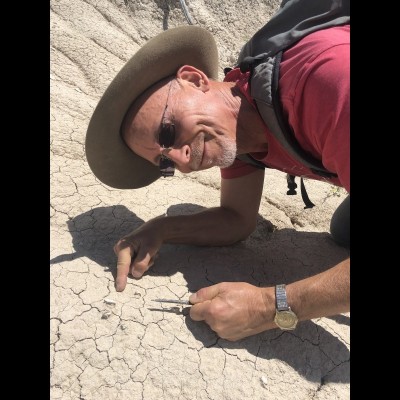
(184, 314, 349, 384)
(50, 205, 145, 271)
(50, 204, 350, 383)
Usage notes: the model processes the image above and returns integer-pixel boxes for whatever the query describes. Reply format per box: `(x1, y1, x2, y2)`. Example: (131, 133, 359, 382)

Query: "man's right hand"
(113, 216, 165, 291)
(112, 170, 265, 292)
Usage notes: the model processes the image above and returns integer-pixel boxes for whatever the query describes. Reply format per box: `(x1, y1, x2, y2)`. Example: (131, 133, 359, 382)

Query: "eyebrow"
(153, 128, 160, 143)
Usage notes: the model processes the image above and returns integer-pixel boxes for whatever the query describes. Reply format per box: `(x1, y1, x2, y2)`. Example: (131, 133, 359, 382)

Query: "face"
(122, 76, 237, 176)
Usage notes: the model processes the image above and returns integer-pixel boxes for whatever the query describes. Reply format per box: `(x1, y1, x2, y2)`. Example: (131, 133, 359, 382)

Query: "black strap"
(286, 174, 315, 208)
(270, 52, 337, 179)
(235, 52, 337, 179)
(300, 177, 315, 209)
(286, 174, 297, 195)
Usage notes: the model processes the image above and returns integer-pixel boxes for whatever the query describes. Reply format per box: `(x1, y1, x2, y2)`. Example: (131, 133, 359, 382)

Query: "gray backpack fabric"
(230, 0, 350, 206)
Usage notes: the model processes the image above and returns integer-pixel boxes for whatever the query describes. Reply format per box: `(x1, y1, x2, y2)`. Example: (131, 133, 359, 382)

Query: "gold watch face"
(274, 310, 298, 330)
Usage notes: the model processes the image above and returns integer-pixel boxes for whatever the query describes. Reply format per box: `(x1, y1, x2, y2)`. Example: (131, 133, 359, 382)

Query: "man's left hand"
(189, 282, 276, 341)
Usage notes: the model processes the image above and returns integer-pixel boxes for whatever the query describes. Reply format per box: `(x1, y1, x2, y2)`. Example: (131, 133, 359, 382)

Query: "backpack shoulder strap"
(255, 51, 337, 178)
(238, 0, 350, 62)
(236, 0, 349, 178)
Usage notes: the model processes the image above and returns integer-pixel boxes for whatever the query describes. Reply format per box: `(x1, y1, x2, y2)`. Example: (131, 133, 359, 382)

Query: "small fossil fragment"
(104, 298, 116, 306)
(260, 376, 268, 388)
(101, 310, 112, 319)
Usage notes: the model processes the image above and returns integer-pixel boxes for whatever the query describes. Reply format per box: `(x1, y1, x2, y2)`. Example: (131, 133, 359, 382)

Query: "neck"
(214, 81, 269, 154)
(235, 88, 269, 154)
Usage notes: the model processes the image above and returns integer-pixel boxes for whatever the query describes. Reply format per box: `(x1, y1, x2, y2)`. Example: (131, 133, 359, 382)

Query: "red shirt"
(221, 25, 350, 193)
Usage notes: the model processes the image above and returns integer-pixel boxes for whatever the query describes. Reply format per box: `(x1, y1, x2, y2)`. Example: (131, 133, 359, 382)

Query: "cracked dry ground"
(50, 1, 350, 399)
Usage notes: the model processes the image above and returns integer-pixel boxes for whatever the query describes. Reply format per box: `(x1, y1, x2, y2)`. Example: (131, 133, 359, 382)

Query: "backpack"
(226, 0, 350, 208)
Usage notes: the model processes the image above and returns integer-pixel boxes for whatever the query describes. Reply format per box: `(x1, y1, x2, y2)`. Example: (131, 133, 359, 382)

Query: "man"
(86, 1, 349, 341)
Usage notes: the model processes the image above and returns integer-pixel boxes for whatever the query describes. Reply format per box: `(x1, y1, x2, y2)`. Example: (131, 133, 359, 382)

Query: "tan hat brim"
(85, 26, 219, 189)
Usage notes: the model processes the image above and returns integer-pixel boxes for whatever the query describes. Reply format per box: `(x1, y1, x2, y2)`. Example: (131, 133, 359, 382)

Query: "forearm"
(157, 171, 264, 246)
(154, 206, 255, 246)
(283, 257, 350, 321)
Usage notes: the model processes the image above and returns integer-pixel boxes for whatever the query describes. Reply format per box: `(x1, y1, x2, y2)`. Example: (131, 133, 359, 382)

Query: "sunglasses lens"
(159, 123, 175, 177)
(160, 156, 175, 177)
(160, 124, 175, 148)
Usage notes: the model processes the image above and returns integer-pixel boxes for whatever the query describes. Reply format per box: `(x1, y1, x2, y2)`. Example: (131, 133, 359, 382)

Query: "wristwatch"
(274, 284, 298, 330)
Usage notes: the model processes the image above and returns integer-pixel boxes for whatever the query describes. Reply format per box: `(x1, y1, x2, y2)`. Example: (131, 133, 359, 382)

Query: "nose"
(162, 145, 191, 172)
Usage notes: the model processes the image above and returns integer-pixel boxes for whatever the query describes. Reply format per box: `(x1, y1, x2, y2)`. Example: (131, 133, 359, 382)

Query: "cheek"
(191, 134, 204, 154)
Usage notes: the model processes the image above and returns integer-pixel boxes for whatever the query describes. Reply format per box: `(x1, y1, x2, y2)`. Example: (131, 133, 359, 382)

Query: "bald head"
(120, 65, 243, 173)
(121, 76, 175, 160)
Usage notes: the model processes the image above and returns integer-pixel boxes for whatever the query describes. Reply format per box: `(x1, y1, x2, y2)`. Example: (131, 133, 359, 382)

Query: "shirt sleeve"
(220, 158, 259, 179)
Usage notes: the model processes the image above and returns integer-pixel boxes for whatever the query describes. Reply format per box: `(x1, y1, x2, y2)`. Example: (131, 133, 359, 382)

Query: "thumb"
(189, 284, 222, 304)
(130, 247, 157, 279)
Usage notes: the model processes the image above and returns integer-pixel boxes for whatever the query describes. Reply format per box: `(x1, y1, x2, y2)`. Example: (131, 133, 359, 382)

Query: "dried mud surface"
(50, 1, 350, 399)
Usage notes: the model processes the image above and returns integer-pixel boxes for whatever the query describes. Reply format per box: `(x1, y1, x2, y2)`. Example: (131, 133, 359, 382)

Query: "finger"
(113, 238, 131, 255)
(130, 249, 157, 279)
(189, 300, 212, 321)
(115, 246, 132, 292)
(189, 284, 221, 304)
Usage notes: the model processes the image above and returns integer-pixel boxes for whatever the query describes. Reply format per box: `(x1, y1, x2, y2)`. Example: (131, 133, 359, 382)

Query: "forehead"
(123, 79, 170, 136)
(121, 77, 173, 162)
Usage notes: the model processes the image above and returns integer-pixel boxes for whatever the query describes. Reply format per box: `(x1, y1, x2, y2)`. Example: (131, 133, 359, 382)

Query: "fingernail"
(115, 278, 125, 292)
(189, 293, 197, 303)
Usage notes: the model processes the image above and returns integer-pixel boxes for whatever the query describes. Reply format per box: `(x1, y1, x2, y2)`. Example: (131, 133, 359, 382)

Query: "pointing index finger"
(115, 245, 133, 292)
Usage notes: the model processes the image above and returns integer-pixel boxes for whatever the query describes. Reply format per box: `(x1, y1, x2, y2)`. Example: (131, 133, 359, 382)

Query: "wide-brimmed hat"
(85, 26, 219, 189)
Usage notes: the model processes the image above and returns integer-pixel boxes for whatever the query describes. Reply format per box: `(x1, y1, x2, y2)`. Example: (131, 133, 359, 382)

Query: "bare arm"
(161, 169, 265, 245)
(286, 257, 349, 321)
(113, 169, 265, 290)
(189, 258, 350, 341)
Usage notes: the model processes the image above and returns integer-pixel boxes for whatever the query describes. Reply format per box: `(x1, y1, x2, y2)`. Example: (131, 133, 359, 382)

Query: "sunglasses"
(159, 81, 175, 177)
(159, 123, 175, 177)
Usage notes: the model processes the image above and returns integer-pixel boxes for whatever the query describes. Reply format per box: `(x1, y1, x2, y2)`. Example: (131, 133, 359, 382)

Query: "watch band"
(274, 284, 298, 330)
(275, 284, 289, 311)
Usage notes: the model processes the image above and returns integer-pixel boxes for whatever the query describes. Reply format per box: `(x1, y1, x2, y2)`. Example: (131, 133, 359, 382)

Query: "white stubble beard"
(191, 134, 237, 170)
(213, 137, 237, 168)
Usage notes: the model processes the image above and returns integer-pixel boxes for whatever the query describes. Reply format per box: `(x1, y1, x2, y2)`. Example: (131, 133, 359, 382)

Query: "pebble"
(104, 298, 116, 306)
(260, 375, 268, 388)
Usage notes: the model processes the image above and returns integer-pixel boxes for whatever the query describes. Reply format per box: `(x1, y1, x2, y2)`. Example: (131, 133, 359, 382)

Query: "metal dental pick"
(153, 298, 191, 305)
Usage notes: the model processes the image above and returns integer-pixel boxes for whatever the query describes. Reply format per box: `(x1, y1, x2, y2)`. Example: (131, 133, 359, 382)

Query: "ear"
(176, 65, 210, 92)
